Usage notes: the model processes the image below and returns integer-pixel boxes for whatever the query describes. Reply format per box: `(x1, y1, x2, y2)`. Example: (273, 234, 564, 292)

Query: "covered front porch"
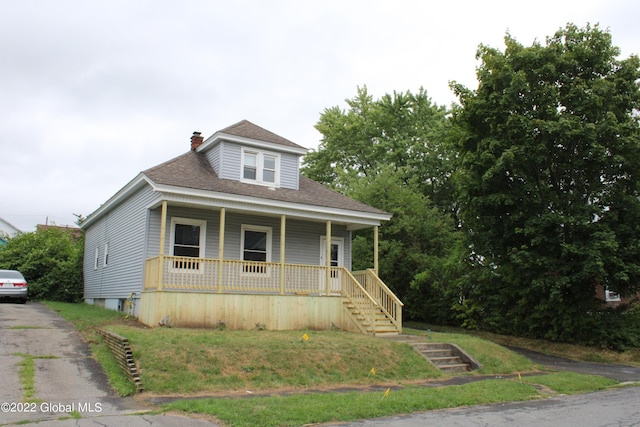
(139, 202, 402, 334)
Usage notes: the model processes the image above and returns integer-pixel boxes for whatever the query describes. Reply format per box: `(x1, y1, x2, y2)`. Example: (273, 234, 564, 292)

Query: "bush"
(0, 227, 84, 302)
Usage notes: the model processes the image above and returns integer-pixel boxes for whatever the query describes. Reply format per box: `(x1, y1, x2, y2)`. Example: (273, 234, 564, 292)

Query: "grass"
(43, 301, 633, 426)
(163, 376, 601, 427)
(13, 353, 58, 402)
(405, 321, 640, 366)
(106, 325, 444, 394)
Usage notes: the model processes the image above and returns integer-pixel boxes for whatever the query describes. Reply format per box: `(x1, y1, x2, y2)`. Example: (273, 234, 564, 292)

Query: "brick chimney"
(190, 131, 204, 151)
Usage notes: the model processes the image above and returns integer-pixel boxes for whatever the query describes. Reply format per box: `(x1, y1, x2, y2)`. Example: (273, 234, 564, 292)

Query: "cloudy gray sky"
(1, 0, 638, 232)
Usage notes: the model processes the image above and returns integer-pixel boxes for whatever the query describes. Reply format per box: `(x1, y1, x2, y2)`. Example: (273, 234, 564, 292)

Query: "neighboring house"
(81, 120, 402, 335)
(0, 217, 21, 244)
(37, 224, 83, 241)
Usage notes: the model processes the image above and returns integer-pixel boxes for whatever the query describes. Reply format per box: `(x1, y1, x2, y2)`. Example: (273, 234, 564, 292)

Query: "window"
(170, 218, 206, 270)
(242, 148, 280, 186)
(94, 247, 99, 270)
(241, 225, 272, 273)
(605, 288, 621, 302)
(103, 242, 109, 267)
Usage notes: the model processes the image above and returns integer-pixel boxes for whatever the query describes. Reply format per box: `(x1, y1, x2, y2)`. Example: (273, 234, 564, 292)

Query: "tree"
(0, 227, 84, 302)
(303, 88, 467, 322)
(451, 23, 640, 347)
(303, 86, 456, 215)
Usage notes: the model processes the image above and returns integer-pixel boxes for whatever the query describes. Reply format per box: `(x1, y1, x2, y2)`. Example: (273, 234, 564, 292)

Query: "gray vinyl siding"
(218, 141, 241, 181)
(146, 209, 350, 268)
(148, 205, 221, 258)
(279, 152, 300, 190)
(83, 184, 158, 299)
(214, 141, 299, 190)
(204, 142, 222, 175)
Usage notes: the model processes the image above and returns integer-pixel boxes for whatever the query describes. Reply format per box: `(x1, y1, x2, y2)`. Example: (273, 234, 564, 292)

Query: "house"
(37, 224, 83, 241)
(81, 120, 402, 335)
(0, 217, 21, 244)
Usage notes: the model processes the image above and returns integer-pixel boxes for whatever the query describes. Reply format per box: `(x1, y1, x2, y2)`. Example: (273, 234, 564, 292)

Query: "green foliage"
(303, 86, 456, 215)
(349, 169, 467, 323)
(0, 228, 84, 302)
(451, 23, 640, 347)
(303, 87, 468, 323)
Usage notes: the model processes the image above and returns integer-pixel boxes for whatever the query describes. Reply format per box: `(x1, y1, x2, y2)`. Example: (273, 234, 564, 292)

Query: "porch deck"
(142, 256, 403, 335)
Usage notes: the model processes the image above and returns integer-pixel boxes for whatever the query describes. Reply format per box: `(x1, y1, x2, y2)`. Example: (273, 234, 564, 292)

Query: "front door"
(320, 237, 344, 294)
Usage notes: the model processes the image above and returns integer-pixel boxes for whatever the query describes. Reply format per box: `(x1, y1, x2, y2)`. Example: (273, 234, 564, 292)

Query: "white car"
(0, 270, 28, 303)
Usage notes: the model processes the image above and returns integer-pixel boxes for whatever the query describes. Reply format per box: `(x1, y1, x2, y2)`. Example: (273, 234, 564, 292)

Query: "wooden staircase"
(343, 301, 401, 336)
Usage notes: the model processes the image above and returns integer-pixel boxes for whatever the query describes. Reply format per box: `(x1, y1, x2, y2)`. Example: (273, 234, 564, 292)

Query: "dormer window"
(242, 148, 280, 186)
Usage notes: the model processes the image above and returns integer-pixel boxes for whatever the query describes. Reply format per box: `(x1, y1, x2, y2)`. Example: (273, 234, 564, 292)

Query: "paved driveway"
(0, 302, 218, 426)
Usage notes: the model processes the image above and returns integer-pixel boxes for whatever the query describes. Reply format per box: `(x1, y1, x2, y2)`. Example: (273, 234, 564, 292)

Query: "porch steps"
(343, 302, 400, 336)
(381, 335, 482, 373)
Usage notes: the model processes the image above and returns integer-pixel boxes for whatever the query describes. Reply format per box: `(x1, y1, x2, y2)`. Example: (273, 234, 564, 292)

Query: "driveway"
(0, 302, 218, 426)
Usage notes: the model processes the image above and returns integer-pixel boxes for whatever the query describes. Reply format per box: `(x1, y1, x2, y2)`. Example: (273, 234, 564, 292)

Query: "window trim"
(103, 242, 109, 267)
(605, 288, 621, 302)
(240, 224, 272, 275)
(241, 148, 280, 187)
(169, 217, 207, 272)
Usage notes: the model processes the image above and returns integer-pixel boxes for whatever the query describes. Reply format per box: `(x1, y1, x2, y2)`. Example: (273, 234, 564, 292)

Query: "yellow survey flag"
(517, 372, 522, 381)
(381, 387, 390, 400)
(370, 367, 376, 376)
(302, 333, 309, 341)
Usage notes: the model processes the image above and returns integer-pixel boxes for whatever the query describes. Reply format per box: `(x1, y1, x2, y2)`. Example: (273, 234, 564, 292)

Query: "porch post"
(374, 225, 379, 275)
(280, 215, 286, 295)
(325, 220, 331, 295)
(158, 200, 167, 291)
(218, 208, 226, 293)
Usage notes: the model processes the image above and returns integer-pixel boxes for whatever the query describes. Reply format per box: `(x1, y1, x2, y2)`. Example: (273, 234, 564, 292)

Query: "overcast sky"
(1, 0, 638, 233)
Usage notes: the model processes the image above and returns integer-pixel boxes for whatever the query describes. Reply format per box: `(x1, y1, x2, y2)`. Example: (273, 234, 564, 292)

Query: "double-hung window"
(241, 225, 272, 274)
(242, 149, 279, 186)
(170, 218, 206, 271)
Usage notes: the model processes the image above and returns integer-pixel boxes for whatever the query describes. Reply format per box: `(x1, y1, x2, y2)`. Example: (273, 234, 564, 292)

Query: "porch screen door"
(320, 237, 343, 294)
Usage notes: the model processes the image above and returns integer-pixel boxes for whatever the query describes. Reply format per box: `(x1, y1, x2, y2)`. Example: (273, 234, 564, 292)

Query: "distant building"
(0, 217, 21, 244)
(36, 224, 83, 241)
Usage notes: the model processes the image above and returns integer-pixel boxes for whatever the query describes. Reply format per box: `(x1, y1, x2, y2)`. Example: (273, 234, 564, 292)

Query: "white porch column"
(280, 215, 286, 295)
(217, 208, 226, 293)
(157, 200, 167, 291)
(374, 225, 379, 275)
(325, 220, 332, 295)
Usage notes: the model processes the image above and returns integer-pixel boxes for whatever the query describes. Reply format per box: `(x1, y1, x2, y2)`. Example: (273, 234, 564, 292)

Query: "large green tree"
(451, 24, 640, 346)
(303, 88, 466, 322)
(303, 86, 456, 215)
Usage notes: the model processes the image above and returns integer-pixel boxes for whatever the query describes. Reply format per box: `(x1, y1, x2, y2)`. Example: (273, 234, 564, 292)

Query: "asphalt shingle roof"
(143, 150, 388, 216)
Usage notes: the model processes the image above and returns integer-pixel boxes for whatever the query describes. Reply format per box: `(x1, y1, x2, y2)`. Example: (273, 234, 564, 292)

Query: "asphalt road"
(1, 302, 639, 427)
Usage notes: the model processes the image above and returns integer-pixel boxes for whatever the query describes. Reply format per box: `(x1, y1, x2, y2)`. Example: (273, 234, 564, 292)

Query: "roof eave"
(81, 174, 152, 229)
(148, 182, 391, 229)
(197, 132, 308, 156)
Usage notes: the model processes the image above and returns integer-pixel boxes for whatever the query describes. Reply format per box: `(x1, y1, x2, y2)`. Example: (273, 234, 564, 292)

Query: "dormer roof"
(197, 120, 308, 155)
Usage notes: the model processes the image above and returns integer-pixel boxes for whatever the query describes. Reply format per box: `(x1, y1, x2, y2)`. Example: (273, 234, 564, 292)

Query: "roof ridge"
(218, 120, 306, 150)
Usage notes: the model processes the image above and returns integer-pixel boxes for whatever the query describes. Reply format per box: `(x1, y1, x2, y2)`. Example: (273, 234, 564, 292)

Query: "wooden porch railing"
(352, 269, 403, 333)
(143, 257, 402, 334)
(144, 256, 343, 295)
